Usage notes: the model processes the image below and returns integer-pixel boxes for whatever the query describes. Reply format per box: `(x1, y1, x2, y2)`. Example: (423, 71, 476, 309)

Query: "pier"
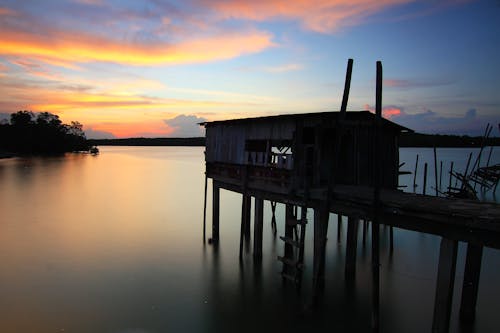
(200, 61, 500, 332)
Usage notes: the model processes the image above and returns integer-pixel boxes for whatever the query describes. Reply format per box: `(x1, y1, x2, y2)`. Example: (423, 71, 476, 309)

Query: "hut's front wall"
(205, 113, 403, 190)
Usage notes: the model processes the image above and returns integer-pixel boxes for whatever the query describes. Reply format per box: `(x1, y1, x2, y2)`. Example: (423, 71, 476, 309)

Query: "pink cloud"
(204, 0, 412, 33)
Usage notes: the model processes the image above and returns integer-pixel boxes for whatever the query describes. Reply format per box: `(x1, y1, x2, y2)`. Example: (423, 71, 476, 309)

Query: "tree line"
(0, 111, 89, 154)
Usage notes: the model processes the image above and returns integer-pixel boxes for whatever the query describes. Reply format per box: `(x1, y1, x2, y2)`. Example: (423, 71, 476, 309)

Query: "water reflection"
(0, 147, 499, 332)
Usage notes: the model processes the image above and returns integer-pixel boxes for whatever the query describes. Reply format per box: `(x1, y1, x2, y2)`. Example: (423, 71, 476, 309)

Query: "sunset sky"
(0, 0, 498, 138)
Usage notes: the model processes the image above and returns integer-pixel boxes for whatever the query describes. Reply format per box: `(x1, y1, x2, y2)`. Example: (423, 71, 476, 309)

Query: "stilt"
(413, 154, 419, 191)
(345, 216, 359, 281)
(371, 219, 380, 332)
(423, 163, 428, 196)
(282, 204, 296, 276)
(313, 207, 329, 293)
(270, 201, 277, 236)
(389, 226, 394, 253)
(253, 198, 264, 259)
(362, 219, 367, 245)
(337, 214, 343, 243)
(243, 195, 251, 241)
(212, 183, 220, 244)
(460, 243, 483, 323)
(203, 174, 208, 243)
(239, 194, 251, 257)
(432, 238, 458, 333)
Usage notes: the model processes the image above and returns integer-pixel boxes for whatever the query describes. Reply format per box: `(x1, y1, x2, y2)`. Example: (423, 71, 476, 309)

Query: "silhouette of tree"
(0, 110, 89, 154)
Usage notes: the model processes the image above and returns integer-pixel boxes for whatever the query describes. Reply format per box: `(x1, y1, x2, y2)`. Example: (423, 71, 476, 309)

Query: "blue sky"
(0, 0, 498, 137)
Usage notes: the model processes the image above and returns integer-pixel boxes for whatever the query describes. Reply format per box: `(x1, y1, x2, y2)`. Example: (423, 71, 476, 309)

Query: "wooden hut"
(202, 111, 411, 196)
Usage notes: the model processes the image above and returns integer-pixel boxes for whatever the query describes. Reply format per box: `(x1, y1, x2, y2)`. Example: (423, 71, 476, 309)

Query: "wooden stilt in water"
(211, 183, 220, 244)
(271, 201, 277, 236)
(313, 207, 329, 293)
(253, 197, 264, 259)
(389, 226, 394, 253)
(439, 161, 443, 193)
(432, 237, 458, 333)
(460, 243, 483, 323)
(337, 214, 342, 243)
(243, 195, 251, 241)
(203, 174, 208, 243)
(413, 154, 419, 191)
(282, 204, 296, 277)
(345, 216, 359, 280)
(423, 163, 428, 196)
(371, 60, 383, 333)
(434, 146, 439, 196)
(362, 219, 367, 245)
(448, 162, 454, 192)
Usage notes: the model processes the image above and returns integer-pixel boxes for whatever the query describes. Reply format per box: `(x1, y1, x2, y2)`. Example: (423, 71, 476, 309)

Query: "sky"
(0, 0, 499, 138)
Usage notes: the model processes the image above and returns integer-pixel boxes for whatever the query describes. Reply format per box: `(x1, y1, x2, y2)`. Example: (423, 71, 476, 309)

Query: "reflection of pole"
(203, 173, 208, 243)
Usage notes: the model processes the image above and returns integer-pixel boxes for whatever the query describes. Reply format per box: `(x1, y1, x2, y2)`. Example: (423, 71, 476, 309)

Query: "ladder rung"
(281, 272, 298, 283)
(277, 256, 303, 268)
(286, 217, 307, 226)
(280, 236, 301, 247)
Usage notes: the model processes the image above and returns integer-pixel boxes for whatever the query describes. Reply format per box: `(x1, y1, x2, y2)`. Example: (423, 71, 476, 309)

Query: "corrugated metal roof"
(200, 110, 413, 132)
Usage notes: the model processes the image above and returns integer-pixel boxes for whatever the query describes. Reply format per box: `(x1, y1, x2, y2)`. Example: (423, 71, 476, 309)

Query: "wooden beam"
(345, 216, 359, 280)
(253, 198, 264, 259)
(460, 243, 483, 323)
(313, 207, 329, 291)
(432, 237, 458, 333)
(212, 183, 220, 244)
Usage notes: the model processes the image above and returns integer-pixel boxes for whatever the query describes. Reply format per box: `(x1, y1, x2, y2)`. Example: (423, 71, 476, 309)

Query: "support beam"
(313, 207, 329, 291)
(460, 243, 483, 323)
(432, 238, 458, 333)
(282, 204, 295, 276)
(253, 198, 264, 259)
(337, 214, 343, 243)
(243, 195, 252, 241)
(345, 216, 359, 280)
(212, 183, 220, 244)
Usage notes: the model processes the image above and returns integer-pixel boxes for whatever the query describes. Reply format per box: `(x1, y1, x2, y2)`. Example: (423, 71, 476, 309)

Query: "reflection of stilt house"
(203, 110, 411, 195)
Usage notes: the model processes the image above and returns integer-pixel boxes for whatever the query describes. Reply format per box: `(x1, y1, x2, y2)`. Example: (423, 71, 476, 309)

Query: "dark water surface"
(0, 146, 499, 332)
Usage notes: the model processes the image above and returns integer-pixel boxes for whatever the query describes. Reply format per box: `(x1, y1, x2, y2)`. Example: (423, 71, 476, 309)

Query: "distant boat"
(89, 146, 99, 155)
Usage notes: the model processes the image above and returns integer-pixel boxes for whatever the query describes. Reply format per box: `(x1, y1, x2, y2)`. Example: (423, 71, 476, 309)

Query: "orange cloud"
(364, 103, 403, 119)
(206, 0, 411, 33)
(0, 27, 273, 66)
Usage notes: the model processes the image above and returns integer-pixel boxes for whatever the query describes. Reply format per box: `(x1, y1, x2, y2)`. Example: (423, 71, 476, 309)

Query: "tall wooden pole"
(203, 174, 208, 243)
(340, 59, 354, 114)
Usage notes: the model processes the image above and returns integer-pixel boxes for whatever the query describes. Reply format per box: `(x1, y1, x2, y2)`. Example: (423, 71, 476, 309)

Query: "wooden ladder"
(279, 205, 307, 286)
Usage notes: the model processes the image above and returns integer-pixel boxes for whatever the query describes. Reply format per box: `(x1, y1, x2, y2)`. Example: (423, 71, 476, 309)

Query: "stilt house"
(202, 111, 411, 196)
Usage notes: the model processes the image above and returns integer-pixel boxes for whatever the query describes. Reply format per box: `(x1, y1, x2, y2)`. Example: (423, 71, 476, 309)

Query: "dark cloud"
(84, 128, 116, 139)
(163, 114, 207, 137)
(391, 108, 498, 136)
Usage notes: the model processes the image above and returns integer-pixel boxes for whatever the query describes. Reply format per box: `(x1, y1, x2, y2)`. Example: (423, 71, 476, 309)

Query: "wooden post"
(432, 238, 458, 333)
(283, 204, 295, 275)
(413, 154, 419, 190)
(253, 198, 264, 259)
(423, 163, 428, 196)
(271, 201, 277, 236)
(434, 146, 439, 196)
(459, 243, 483, 323)
(243, 195, 251, 241)
(212, 183, 220, 244)
(371, 60, 383, 333)
(340, 58, 354, 114)
(337, 214, 342, 243)
(313, 207, 329, 291)
(448, 162, 454, 192)
(203, 174, 208, 243)
(389, 226, 394, 253)
(239, 194, 251, 257)
(439, 161, 443, 193)
(345, 216, 359, 280)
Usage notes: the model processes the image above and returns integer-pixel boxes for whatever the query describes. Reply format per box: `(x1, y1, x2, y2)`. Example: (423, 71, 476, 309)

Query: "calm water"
(0, 146, 499, 333)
